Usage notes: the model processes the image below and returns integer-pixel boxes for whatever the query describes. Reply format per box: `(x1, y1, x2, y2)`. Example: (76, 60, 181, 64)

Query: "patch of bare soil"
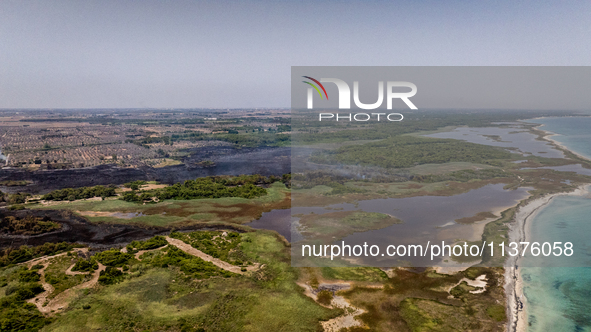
(297, 282, 366, 332)
(447, 274, 489, 295)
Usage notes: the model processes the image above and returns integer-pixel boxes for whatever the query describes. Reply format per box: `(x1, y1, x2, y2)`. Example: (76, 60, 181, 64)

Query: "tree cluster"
(0, 242, 78, 267)
(147, 245, 234, 279)
(122, 175, 279, 203)
(123, 180, 147, 190)
(0, 215, 61, 235)
(93, 249, 134, 267)
(42, 185, 117, 201)
(0, 192, 30, 205)
(125, 235, 168, 254)
(98, 267, 124, 285)
(0, 266, 49, 331)
(170, 231, 245, 265)
(72, 258, 99, 272)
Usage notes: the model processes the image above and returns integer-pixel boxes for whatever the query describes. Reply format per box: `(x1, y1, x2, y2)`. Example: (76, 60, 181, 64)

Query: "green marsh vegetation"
(309, 136, 513, 169)
(319, 266, 388, 283)
(142, 245, 235, 279)
(98, 267, 125, 285)
(486, 304, 507, 322)
(336, 267, 506, 331)
(292, 147, 591, 210)
(0, 180, 30, 187)
(0, 192, 30, 206)
(296, 211, 403, 243)
(450, 281, 480, 298)
(298, 264, 507, 331)
(293, 109, 591, 206)
(316, 290, 333, 306)
(122, 180, 147, 190)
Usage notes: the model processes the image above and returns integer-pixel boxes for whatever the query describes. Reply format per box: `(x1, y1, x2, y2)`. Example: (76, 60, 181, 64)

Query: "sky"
(1, 0, 591, 109)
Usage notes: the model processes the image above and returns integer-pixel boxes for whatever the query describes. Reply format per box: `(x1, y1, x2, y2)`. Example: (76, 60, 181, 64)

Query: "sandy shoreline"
(506, 119, 591, 331)
(505, 185, 589, 332)
(532, 122, 591, 162)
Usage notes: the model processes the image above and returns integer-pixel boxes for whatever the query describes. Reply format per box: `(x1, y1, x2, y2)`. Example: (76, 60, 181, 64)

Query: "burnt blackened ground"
(0, 146, 290, 194)
(155, 146, 290, 184)
(0, 209, 248, 250)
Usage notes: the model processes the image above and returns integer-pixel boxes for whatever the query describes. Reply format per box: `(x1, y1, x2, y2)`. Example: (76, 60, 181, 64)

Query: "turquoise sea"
(530, 117, 591, 160)
(522, 117, 591, 332)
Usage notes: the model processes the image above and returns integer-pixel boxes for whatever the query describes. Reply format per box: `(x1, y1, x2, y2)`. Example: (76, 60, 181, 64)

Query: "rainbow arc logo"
(302, 76, 328, 100)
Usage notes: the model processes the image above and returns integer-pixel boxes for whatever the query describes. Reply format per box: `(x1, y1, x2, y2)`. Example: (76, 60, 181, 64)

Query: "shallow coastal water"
(518, 116, 591, 331)
(521, 194, 591, 331)
(425, 126, 564, 158)
(527, 117, 591, 160)
(523, 266, 591, 331)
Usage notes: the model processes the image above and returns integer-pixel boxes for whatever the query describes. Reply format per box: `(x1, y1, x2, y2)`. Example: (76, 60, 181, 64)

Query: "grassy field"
(292, 177, 515, 208)
(44, 255, 88, 299)
(409, 162, 496, 175)
(296, 210, 403, 244)
(31, 182, 290, 227)
(41, 231, 342, 332)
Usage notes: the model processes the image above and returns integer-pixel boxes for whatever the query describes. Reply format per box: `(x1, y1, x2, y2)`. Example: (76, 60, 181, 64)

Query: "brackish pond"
(425, 127, 564, 158)
(292, 183, 531, 266)
(244, 208, 293, 241)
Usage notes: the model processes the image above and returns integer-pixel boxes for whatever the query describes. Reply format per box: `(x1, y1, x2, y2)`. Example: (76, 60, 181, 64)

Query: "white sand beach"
(535, 123, 591, 162)
(505, 185, 588, 332)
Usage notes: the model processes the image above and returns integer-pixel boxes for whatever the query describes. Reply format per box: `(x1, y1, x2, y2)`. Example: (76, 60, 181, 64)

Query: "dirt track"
(17, 235, 256, 315)
(165, 236, 250, 274)
(25, 248, 108, 315)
